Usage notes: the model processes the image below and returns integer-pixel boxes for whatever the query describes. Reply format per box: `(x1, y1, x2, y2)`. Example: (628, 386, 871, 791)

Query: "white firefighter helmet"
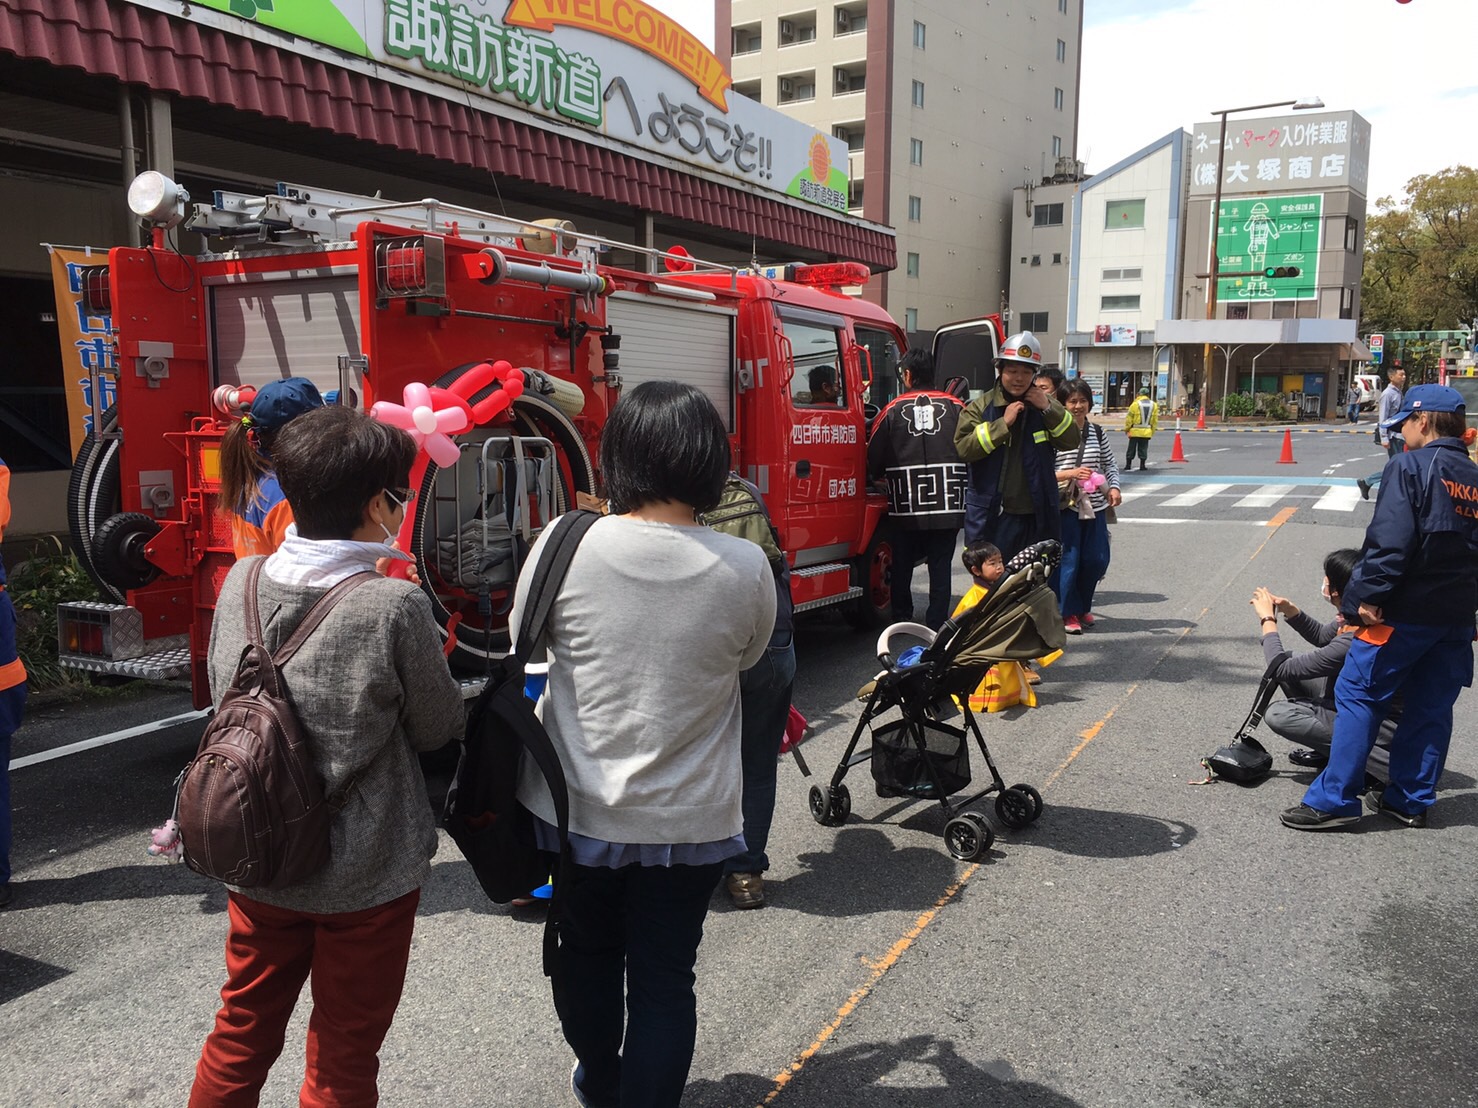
(998, 331, 1044, 367)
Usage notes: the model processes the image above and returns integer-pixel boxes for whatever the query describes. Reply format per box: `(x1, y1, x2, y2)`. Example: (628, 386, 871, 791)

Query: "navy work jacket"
(1342, 438, 1478, 626)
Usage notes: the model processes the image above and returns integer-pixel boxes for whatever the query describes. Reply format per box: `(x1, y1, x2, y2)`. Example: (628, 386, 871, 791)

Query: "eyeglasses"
(383, 487, 416, 512)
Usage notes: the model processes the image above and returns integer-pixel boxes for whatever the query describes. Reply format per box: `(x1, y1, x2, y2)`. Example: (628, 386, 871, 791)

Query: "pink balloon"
(403, 382, 433, 411)
(433, 406, 470, 435)
(370, 401, 418, 432)
(424, 432, 462, 468)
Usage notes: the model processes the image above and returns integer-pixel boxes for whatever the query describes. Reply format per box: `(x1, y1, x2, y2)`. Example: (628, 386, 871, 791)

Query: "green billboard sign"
(1216, 192, 1321, 303)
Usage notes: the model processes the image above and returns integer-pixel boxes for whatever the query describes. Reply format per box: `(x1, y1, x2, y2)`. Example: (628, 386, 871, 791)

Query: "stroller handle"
(876, 621, 936, 665)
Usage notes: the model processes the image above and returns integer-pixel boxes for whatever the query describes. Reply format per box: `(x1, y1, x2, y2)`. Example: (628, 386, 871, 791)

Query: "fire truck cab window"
(856, 327, 903, 408)
(786, 319, 845, 407)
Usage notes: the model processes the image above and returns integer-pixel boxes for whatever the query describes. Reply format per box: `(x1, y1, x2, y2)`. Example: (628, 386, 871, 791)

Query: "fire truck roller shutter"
(66, 404, 126, 604)
(411, 370, 596, 669)
(209, 276, 361, 398)
(604, 295, 737, 431)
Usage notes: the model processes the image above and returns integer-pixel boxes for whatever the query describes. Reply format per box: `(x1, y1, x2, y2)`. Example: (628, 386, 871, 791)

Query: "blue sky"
(648, 0, 1476, 205)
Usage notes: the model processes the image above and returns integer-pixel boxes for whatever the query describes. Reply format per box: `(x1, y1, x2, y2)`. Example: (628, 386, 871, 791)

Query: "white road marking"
(1210, 447, 1230, 453)
(1116, 517, 1266, 525)
(1118, 482, 1166, 503)
(1329, 462, 1344, 468)
(9, 709, 210, 770)
(1161, 483, 1232, 507)
(1234, 484, 1288, 508)
(1313, 486, 1362, 512)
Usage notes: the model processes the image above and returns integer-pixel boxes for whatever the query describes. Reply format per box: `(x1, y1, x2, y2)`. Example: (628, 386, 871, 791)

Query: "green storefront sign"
(1217, 192, 1321, 303)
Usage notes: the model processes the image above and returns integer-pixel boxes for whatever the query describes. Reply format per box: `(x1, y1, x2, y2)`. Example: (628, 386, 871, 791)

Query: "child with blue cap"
(1282, 384, 1478, 830)
(219, 377, 325, 557)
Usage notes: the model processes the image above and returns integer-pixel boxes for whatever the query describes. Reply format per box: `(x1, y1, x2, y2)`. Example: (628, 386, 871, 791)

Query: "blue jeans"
(553, 860, 724, 1108)
(1302, 622, 1474, 817)
(1051, 509, 1111, 619)
(0, 681, 25, 888)
(726, 638, 796, 875)
(889, 528, 959, 629)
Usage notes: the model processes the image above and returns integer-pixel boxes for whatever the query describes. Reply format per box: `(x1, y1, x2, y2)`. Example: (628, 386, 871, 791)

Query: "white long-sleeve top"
(1054, 420, 1121, 513)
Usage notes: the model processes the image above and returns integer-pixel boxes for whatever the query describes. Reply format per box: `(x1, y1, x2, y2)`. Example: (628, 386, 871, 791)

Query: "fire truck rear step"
(791, 562, 861, 613)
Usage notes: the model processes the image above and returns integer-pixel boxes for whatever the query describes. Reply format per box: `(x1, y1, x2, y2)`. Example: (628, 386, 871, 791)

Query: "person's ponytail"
(218, 418, 274, 517)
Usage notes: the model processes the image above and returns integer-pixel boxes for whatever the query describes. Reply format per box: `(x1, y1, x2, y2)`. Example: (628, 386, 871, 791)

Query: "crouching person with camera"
(187, 405, 464, 1108)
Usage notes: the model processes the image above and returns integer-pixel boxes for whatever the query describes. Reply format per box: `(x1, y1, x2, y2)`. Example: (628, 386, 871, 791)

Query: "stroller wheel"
(1009, 783, 1044, 821)
(809, 784, 851, 827)
(943, 813, 993, 861)
(995, 788, 1035, 830)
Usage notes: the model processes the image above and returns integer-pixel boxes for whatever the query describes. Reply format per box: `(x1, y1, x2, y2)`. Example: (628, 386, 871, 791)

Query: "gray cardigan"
(208, 559, 465, 913)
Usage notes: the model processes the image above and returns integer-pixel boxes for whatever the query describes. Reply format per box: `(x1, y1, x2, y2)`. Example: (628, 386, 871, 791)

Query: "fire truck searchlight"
(54, 172, 1003, 703)
(127, 171, 190, 229)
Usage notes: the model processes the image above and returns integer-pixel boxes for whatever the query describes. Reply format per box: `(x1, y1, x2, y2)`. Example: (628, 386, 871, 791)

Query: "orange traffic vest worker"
(219, 378, 325, 558)
(1, 453, 29, 906)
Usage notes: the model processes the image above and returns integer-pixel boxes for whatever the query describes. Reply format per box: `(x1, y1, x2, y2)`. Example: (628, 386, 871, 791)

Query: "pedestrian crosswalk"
(1118, 476, 1367, 518)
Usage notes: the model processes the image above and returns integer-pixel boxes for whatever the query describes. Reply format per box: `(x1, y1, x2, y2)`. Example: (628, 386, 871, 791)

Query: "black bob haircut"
(600, 380, 731, 515)
(900, 347, 935, 387)
(961, 539, 1002, 574)
(1058, 378, 1094, 407)
(1323, 548, 1361, 596)
(272, 405, 417, 540)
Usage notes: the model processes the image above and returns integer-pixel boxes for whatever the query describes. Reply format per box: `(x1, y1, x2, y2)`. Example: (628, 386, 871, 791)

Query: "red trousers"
(188, 888, 420, 1108)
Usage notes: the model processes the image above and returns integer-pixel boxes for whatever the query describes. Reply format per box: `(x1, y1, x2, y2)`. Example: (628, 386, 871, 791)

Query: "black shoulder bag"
(443, 509, 599, 973)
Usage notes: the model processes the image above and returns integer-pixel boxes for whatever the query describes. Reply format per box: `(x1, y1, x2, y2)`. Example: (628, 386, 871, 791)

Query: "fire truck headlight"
(128, 171, 190, 229)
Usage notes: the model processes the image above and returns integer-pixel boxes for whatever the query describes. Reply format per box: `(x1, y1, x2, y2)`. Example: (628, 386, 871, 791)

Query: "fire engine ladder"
(187, 182, 742, 287)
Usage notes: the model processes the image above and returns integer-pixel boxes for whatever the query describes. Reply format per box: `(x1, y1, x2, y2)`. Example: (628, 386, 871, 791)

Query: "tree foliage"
(1361, 166, 1478, 334)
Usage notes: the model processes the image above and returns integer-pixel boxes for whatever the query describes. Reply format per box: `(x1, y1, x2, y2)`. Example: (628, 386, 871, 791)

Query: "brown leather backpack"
(176, 560, 373, 888)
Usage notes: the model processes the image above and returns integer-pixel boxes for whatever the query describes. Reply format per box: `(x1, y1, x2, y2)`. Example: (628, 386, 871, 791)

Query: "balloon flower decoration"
(369, 361, 524, 467)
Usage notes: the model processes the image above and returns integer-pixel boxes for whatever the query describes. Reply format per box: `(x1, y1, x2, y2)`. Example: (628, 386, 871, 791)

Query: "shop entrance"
(0, 275, 70, 471)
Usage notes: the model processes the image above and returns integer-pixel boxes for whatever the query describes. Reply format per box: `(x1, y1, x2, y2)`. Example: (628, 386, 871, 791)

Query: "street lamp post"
(1203, 96, 1324, 420)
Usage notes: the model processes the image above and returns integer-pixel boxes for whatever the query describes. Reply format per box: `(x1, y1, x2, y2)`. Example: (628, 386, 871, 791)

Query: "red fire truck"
(58, 172, 1002, 706)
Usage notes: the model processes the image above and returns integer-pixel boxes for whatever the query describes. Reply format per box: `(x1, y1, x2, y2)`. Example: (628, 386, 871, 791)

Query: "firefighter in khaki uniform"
(954, 331, 1080, 561)
(0, 455, 29, 908)
(1123, 386, 1158, 470)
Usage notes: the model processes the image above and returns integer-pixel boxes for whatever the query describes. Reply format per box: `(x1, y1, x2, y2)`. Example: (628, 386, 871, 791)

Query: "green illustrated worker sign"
(1216, 193, 1321, 302)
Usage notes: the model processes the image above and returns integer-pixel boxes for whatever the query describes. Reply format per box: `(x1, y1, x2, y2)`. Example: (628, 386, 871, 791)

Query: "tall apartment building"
(717, 0, 1084, 337)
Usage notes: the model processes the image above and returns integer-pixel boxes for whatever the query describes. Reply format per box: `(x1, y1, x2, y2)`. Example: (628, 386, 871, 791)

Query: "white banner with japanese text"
(118, 0, 850, 213)
(1189, 110, 1371, 198)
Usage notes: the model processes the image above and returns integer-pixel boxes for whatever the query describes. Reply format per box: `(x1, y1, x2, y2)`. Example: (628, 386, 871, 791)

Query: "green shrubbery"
(1217, 392, 1256, 417)
(7, 538, 99, 691)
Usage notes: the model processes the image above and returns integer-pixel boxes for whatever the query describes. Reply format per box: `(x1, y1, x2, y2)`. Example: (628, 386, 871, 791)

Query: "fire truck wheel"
(847, 523, 895, 629)
(90, 513, 163, 591)
(66, 405, 125, 603)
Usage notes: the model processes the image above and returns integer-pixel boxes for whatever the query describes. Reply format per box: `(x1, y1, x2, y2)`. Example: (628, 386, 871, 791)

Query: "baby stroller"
(809, 541, 1067, 861)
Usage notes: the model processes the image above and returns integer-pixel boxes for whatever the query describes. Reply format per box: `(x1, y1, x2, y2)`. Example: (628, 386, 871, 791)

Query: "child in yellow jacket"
(952, 540, 1061, 712)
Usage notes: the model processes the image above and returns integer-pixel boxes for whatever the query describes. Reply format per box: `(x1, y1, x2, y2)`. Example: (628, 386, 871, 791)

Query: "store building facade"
(0, 0, 894, 535)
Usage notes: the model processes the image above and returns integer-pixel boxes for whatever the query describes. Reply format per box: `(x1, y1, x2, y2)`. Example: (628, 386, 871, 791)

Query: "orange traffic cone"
(1168, 431, 1188, 463)
(1195, 406, 1206, 430)
(1277, 428, 1295, 464)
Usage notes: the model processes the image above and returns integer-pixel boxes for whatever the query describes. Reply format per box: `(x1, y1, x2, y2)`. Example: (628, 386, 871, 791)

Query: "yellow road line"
(761, 513, 1298, 1104)
(759, 865, 980, 1104)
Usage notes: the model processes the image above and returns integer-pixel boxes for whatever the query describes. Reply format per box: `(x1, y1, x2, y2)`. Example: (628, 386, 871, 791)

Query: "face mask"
(1320, 577, 1332, 602)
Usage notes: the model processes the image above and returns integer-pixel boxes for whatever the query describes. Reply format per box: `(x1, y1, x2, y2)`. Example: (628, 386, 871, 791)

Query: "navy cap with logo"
(249, 377, 325, 434)
(1381, 383, 1466, 430)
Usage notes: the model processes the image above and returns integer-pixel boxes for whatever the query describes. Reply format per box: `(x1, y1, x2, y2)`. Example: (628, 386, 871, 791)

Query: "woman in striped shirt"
(1053, 379, 1121, 634)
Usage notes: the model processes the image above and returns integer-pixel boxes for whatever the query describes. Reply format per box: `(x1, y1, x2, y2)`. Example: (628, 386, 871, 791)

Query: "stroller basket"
(871, 718, 970, 800)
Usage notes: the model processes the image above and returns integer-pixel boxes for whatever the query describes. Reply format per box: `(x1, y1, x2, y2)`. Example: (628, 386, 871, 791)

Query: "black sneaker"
(1280, 803, 1360, 831)
(1288, 748, 1329, 768)
(1357, 478, 1371, 501)
(1363, 791, 1427, 828)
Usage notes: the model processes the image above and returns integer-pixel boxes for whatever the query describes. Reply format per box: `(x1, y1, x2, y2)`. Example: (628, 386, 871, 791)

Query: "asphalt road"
(4, 427, 1476, 1108)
